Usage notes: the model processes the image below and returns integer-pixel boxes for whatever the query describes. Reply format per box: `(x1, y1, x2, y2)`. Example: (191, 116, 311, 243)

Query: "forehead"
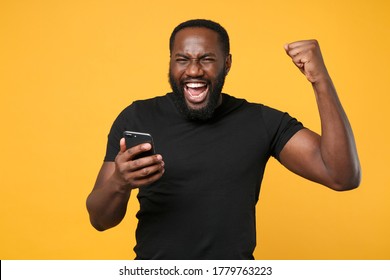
(172, 27, 223, 55)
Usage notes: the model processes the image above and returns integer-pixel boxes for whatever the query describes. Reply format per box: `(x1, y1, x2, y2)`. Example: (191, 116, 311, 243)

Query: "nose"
(185, 59, 204, 77)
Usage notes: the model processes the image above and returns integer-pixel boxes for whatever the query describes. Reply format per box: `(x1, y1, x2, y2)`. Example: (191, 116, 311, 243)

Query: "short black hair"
(169, 19, 230, 56)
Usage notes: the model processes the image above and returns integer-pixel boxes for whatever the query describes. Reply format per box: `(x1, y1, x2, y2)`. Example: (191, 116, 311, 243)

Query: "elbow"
(88, 213, 110, 231)
(90, 221, 109, 232)
(330, 180, 360, 192)
(328, 168, 362, 192)
(86, 199, 111, 232)
(88, 211, 119, 231)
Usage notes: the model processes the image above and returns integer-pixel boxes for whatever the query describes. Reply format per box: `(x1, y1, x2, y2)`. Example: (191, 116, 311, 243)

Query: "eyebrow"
(174, 52, 217, 59)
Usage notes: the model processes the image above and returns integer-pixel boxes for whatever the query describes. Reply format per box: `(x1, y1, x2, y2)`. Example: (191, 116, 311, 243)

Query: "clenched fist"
(284, 40, 330, 84)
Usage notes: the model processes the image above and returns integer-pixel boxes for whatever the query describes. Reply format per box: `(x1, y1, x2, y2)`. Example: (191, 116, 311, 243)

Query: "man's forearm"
(86, 178, 131, 231)
(313, 77, 361, 189)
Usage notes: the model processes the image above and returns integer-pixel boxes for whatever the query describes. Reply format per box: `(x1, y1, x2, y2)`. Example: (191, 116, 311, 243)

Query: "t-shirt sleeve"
(103, 97, 160, 162)
(261, 105, 304, 161)
(103, 107, 131, 162)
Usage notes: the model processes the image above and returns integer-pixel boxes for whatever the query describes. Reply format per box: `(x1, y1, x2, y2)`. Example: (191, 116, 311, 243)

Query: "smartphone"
(123, 131, 156, 159)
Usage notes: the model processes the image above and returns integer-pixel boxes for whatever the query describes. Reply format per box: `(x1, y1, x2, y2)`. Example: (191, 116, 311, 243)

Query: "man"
(86, 19, 361, 259)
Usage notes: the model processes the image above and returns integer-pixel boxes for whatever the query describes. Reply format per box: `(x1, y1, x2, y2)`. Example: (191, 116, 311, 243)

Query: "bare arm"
(86, 138, 165, 231)
(280, 40, 361, 191)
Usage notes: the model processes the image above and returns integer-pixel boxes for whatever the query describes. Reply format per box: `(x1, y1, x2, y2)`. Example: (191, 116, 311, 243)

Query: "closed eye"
(175, 56, 190, 65)
(200, 57, 216, 64)
(173, 54, 217, 66)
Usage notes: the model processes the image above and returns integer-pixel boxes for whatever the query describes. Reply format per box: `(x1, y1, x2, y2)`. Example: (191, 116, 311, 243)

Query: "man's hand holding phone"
(113, 132, 165, 190)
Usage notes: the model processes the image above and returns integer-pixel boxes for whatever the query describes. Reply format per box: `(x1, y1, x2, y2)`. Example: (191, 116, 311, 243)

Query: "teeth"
(186, 83, 206, 88)
(188, 91, 205, 98)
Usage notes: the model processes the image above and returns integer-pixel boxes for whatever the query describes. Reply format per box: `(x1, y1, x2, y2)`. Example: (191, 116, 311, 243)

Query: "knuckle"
(132, 159, 142, 168)
(310, 40, 318, 49)
(116, 162, 126, 174)
(141, 168, 150, 176)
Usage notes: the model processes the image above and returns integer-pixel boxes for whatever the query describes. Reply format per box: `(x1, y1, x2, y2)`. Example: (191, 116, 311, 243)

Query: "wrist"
(312, 72, 332, 84)
(311, 75, 334, 93)
(110, 173, 132, 194)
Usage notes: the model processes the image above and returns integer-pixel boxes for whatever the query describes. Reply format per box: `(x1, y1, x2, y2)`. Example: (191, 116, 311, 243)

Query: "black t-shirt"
(104, 93, 303, 259)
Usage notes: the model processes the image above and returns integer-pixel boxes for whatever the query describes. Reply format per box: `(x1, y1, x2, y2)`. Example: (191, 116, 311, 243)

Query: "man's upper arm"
(279, 128, 334, 188)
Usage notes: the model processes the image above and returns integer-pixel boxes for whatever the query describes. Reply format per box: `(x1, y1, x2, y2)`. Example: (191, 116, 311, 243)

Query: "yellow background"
(1, 0, 389, 259)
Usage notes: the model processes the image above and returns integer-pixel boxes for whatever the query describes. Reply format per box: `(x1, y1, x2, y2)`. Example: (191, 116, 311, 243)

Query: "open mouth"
(184, 82, 209, 105)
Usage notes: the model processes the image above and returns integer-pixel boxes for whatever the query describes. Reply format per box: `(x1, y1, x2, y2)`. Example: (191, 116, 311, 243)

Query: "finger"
(134, 161, 165, 179)
(122, 143, 152, 161)
(130, 166, 165, 189)
(119, 138, 127, 153)
(115, 138, 130, 164)
(284, 41, 302, 53)
(127, 154, 164, 172)
(284, 39, 318, 54)
(285, 43, 312, 59)
(115, 143, 152, 171)
(286, 39, 316, 50)
(122, 159, 165, 189)
(115, 154, 164, 186)
(291, 52, 309, 65)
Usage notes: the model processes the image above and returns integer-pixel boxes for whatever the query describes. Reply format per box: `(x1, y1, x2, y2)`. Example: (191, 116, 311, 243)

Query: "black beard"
(169, 69, 226, 121)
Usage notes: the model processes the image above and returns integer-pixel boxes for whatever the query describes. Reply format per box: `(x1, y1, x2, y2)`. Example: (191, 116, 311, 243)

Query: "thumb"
(119, 137, 127, 153)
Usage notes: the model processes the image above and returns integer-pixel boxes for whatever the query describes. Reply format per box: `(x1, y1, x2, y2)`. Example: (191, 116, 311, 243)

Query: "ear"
(225, 54, 232, 75)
